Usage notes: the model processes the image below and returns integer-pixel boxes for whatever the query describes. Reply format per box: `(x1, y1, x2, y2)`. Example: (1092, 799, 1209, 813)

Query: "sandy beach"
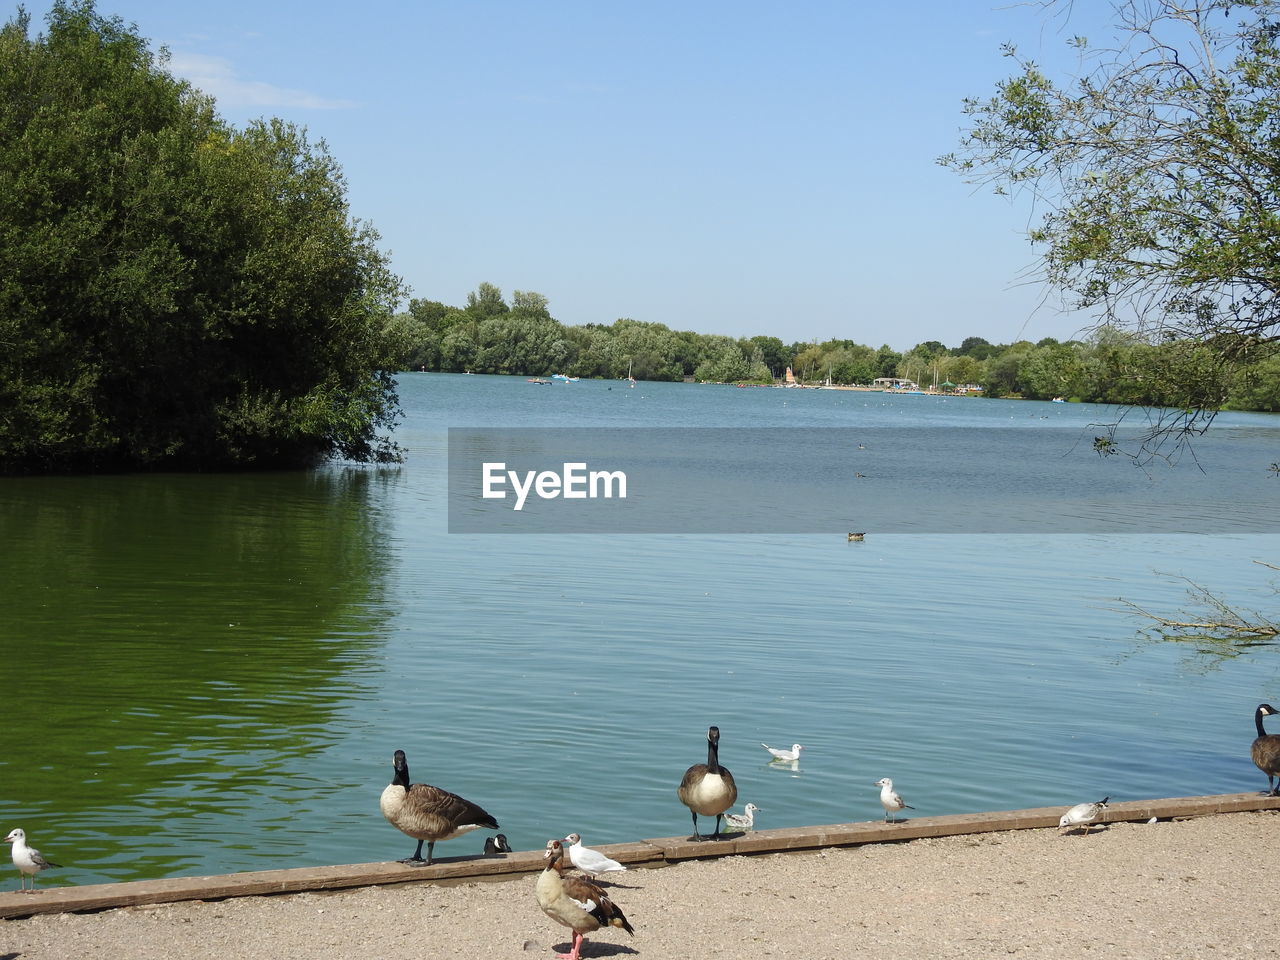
(4, 809, 1277, 960)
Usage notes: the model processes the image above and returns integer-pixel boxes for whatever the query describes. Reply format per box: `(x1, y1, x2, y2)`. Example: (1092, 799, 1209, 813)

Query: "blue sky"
(18, 1, 1118, 350)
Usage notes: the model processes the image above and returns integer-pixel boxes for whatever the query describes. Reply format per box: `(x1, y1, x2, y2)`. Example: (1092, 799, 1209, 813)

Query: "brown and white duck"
(1252, 703, 1280, 796)
(677, 724, 738, 840)
(535, 838, 634, 960)
(379, 748, 499, 865)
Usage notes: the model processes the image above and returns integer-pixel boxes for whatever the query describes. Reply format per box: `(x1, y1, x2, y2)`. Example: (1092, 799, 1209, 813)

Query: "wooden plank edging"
(2, 792, 1277, 920)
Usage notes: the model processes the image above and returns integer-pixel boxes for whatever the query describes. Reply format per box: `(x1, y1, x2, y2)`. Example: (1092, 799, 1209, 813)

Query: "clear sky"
(16, 0, 1118, 351)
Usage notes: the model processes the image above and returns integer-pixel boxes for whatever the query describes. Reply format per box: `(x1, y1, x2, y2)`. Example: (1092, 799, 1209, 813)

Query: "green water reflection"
(0, 468, 394, 885)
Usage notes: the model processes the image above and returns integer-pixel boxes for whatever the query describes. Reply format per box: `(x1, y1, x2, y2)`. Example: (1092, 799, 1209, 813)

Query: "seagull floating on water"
(722, 803, 761, 832)
(761, 742, 804, 762)
(1058, 797, 1109, 835)
(484, 833, 512, 855)
(873, 778, 914, 823)
(561, 833, 626, 876)
(3, 828, 60, 892)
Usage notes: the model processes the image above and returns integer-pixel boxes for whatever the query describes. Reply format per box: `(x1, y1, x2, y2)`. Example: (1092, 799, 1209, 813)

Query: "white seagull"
(874, 778, 914, 823)
(722, 802, 761, 832)
(1058, 797, 1110, 835)
(4, 828, 61, 892)
(761, 742, 804, 762)
(561, 833, 626, 877)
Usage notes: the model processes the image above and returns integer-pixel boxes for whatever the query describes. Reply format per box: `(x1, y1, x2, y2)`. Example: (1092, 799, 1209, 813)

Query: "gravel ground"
(4, 811, 1277, 960)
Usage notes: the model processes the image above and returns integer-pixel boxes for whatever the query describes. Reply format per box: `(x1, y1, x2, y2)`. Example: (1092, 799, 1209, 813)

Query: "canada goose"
(677, 725, 738, 841)
(761, 742, 803, 761)
(561, 833, 626, 877)
(535, 839, 634, 960)
(484, 833, 511, 855)
(3, 828, 60, 892)
(379, 748, 499, 865)
(1252, 703, 1280, 796)
(873, 777, 914, 823)
(722, 802, 761, 832)
(1058, 797, 1110, 835)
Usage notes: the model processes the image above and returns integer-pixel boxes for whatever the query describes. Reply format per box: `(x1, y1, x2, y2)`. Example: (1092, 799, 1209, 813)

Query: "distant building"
(872, 377, 919, 391)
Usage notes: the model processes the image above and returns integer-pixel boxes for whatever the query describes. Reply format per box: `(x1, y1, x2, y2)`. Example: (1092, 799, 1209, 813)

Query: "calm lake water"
(2, 373, 1279, 886)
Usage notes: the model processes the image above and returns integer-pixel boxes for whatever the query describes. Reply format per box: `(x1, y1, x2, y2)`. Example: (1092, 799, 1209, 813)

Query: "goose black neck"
(392, 760, 411, 789)
(706, 739, 721, 774)
(1258, 707, 1271, 739)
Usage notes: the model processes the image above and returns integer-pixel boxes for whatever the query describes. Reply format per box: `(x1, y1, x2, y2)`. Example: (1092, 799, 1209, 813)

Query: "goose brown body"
(1251, 704, 1280, 796)
(535, 839, 633, 960)
(677, 725, 737, 840)
(380, 749, 498, 865)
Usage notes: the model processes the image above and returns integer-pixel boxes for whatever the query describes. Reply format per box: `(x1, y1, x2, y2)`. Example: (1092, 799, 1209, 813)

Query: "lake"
(2, 373, 1278, 886)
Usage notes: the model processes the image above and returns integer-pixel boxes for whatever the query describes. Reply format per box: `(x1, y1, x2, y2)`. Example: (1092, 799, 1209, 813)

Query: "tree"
(942, 0, 1280, 438)
(0, 2, 403, 472)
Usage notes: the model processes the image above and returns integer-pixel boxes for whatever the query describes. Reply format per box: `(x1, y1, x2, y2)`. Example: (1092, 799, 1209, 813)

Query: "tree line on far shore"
(386, 283, 1280, 413)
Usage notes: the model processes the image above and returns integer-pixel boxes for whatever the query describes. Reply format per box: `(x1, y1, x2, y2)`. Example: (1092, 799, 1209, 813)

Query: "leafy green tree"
(943, 0, 1280, 427)
(0, 2, 403, 472)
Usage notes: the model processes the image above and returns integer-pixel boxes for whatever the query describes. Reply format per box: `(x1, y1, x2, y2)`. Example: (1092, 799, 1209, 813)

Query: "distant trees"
(941, 0, 1280, 437)
(0, 2, 403, 473)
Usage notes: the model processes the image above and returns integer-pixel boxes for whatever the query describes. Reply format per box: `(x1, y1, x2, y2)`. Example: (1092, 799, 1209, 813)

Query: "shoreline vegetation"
(390, 284, 1280, 413)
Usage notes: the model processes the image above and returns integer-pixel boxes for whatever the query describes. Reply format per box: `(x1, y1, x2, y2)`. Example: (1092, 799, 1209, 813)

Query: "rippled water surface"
(2, 374, 1278, 886)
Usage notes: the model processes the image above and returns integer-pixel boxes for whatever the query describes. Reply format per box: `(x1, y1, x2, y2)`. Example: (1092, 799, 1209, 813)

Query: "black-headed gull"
(873, 777, 914, 823)
(761, 742, 804, 762)
(379, 748, 499, 865)
(4, 828, 61, 892)
(677, 725, 738, 841)
(722, 802, 761, 832)
(561, 833, 626, 876)
(1058, 797, 1110, 835)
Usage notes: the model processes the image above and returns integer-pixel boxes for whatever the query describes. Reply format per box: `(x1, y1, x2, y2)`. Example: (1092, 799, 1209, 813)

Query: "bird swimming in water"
(484, 833, 512, 855)
(3, 828, 60, 892)
(722, 802, 761, 832)
(761, 742, 803, 761)
(1058, 797, 1110, 835)
(874, 778, 914, 823)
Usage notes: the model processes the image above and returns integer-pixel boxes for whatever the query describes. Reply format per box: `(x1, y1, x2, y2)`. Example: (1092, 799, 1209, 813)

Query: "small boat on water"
(551, 373, 579, 382)
(528, 378, 551, 385)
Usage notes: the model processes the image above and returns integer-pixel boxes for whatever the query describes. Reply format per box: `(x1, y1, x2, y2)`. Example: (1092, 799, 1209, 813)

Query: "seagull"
(762, 743, 804, 761)
(722, 803, 761, 832)
(3, 828, 61, 892)
(484, 833, 512, 855)
(561, 833, 626, 877)
(1058, 797, 1110, 835)
(535, 839, 634, 960)
(874, 778, 914, 823)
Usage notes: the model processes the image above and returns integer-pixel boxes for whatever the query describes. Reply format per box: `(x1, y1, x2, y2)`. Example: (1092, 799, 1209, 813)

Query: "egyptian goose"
(535, 839, 633, 960)
(379, 748, 498, 865)
(3, 828, 60, 892)
(873, 777, 914, 823)
(1252, 704, 1280, 796)
(561, 833, 626, 877)
(1058, 797, 1110, 834)
(677, 725, 738, 840)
